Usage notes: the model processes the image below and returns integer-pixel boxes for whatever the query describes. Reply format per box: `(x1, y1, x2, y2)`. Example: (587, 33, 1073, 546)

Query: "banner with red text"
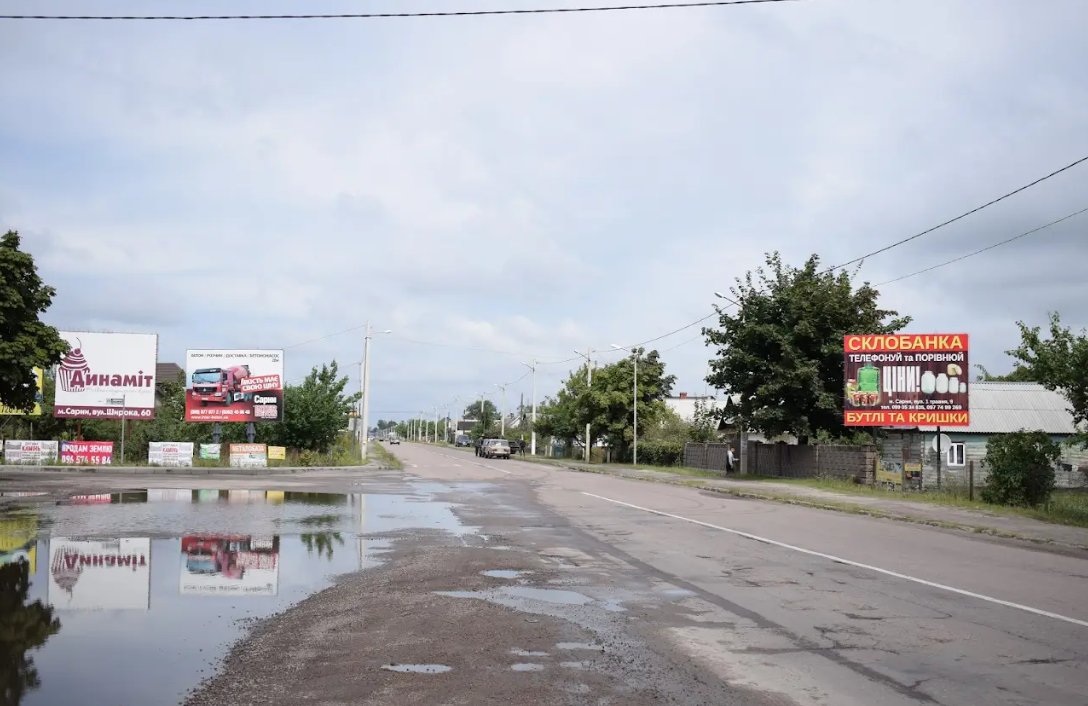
(184, 350, 284, 423)
(61, 441, 114, 465)
(53, 332, 158, 419)
(843, 333, 969, 427)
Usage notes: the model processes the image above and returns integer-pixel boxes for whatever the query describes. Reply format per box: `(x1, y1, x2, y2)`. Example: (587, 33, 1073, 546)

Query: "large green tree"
(704, 252, 910, 443)
(1008, 313, 1088, 444)
(265, 361, 360, 452)
(0, 231, 69, 412)
(536, 350, 676, 460)
(0, 561, 61, 703)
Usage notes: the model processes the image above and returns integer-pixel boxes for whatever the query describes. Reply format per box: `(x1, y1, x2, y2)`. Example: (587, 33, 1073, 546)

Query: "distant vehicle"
(482, 439, 511, 459)
(389, 437, 401, 445)
(191, 365, 251, 406)
(455, 435, 472, 447)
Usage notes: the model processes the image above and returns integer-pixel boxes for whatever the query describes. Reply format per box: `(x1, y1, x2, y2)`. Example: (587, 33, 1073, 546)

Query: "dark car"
(455, 435, 472, 447)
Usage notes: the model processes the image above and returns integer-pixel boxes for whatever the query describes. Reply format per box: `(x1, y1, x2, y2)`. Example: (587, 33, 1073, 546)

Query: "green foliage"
(537, 350, 676, 460)
(462, 400, 497, 439)
(705, 252, 910, 443)
(973, 364, 1036, 382)
(637, 439, 684, 466)
(265, 361, 360, 452)
(981, 430, 1061, 507)
(0, 230, 69, 412)
(0, 561, 61, 703)
(1008, 313, 1088, 446)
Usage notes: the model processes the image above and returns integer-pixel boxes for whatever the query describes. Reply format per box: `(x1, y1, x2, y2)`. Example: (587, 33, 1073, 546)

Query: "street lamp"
(494, 383, 508, 436)
(611, 344, 638, 466)
(574, 349, 594, 462)
(361, 322, 392, 461)
(521, 360, 537, 455)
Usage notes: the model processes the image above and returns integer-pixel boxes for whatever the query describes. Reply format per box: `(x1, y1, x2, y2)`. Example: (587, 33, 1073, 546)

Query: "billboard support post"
(246, 422, 256, 443)
(121, 396, 126, 463)
(212, 423, 222, 444)
(936, 425, 942, 491)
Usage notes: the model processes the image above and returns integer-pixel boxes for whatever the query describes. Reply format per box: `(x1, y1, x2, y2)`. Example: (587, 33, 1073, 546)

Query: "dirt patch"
(184, 541, 707, 705)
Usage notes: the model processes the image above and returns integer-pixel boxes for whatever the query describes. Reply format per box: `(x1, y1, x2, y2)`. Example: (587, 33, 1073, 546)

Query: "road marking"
(582, 492, 1088, 629)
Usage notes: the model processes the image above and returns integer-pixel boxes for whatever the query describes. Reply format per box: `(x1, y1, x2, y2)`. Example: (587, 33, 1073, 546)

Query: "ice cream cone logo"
(59, 338, 90, 393)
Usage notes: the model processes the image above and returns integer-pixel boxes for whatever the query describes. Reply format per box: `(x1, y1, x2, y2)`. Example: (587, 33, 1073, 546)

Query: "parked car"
(455, 435, 472, 447)
(482, 439, 511, 459)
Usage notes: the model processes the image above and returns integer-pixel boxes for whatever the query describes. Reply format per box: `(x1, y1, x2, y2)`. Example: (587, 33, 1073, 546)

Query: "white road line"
(582, 492, 1088, 629)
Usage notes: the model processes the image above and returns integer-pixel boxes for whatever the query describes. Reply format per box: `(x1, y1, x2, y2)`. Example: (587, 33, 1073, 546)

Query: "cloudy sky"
(2, 0, 1086, 422)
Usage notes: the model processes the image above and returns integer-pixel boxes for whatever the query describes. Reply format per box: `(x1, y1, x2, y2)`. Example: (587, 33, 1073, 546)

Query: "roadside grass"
(756, 476, 1088, 528)
(369, 442, 403, 470)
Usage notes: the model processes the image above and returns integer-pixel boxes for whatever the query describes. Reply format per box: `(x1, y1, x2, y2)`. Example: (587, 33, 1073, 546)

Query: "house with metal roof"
(883, 382, 1087, 489)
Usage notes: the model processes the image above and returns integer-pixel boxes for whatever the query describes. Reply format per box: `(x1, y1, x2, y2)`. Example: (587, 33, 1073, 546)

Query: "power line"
(876, 206, 1088, 286)
(0, 0, 802, 22)
(826, 154, 1088, 272)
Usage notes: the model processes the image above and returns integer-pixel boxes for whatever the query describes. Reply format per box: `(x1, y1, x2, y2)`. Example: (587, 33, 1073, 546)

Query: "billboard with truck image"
(184, 350, 284, 422)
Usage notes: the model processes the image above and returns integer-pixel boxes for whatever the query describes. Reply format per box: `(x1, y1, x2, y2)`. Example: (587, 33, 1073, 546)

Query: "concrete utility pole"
(434, 407, 439, 444)
(361, 323, 391, 460)
(575, 349, 594, 462)
(495, 383, 508, 436)
(522, 360, 537, 455)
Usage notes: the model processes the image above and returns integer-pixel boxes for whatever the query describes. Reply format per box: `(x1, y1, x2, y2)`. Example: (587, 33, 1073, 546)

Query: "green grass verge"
(368, 442, 403, 470)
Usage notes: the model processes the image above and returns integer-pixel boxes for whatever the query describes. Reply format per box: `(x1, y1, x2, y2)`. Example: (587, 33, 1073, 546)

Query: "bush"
(637, 440, 684, 467)
(981, 430, 1061, 507)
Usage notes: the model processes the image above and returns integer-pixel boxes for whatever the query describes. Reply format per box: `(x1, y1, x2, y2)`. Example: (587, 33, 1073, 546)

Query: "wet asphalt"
(2, 444, 1087, 705)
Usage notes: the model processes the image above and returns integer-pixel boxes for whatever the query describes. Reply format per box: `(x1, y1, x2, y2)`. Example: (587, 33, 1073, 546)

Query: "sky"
(2, 0, 1086, 423)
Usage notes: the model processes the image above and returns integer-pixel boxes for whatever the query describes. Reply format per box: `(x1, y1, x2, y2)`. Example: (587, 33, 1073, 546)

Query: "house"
(883, 382, 1087, 489)
(156, 363, 184, 386)
(664, 392, 722, 423)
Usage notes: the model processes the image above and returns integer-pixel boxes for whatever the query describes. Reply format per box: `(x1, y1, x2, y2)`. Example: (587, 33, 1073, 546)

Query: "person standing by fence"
(726, 445, 736, 474)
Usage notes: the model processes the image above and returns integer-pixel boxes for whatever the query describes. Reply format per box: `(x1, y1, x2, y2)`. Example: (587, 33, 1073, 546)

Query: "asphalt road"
(394, 442, 1088, 705)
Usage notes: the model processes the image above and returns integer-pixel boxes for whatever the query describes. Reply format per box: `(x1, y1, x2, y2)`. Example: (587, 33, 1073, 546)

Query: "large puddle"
(0, 488, 474, 706)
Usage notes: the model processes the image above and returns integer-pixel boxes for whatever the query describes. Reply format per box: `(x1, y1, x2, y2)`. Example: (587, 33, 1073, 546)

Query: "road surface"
(386, 442, 1088, 705)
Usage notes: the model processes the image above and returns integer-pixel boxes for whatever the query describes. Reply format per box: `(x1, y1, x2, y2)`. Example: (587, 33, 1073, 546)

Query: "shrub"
(981, 430, 1061, 507)
(637, 440, 684, 467)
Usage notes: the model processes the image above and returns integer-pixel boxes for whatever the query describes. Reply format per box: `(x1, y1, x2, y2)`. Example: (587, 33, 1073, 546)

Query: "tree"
(981, 430, 1061, 507)
(0, 561, 61, 703)
(463, 400, 497, 439)
(704, 252, 910, 444)
(267, 361, 360, 452)
(974, 364, 1035, 382)
(536, 350, 676, 460)
(0, 231, 69, 412)
(1007, 313, 1088, 445)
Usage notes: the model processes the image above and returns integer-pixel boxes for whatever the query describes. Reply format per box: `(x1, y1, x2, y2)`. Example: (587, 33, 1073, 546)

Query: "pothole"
(510, 663, 545, 672)
(381, 664, 452, 674)
(482, 569, 525, 579)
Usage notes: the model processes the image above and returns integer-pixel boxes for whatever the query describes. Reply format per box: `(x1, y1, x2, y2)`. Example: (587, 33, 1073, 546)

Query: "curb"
(0, 464, 375, 476)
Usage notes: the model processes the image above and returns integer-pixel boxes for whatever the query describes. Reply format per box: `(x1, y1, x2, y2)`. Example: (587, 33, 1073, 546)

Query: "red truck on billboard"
(190, 365, 251, 407)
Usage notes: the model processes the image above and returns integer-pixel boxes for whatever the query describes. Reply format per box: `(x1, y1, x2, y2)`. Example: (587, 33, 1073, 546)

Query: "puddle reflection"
(0, 487, 472, 705)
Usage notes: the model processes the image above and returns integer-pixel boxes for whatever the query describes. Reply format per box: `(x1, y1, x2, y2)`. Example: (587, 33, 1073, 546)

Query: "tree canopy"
(1008, 312, 1088, 444)
(0, 231, 69, 412)
(704, 252, 910, 443)
(536, 349, 676, 460)
(266, 361, 360, 452)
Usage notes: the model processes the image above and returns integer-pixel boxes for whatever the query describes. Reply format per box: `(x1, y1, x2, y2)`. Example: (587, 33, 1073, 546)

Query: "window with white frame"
(947, 442, 965, 467)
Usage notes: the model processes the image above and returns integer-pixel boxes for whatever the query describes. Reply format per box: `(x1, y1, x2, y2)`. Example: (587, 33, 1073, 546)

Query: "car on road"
(389, 437, 401, 445)
(455, 435, 472, 447)
(481, 439, 511, 459)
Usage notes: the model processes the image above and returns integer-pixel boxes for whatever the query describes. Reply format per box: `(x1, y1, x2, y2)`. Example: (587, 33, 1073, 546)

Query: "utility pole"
(522, 360, 537, 455)
(433, 407, 439, 444)
(575, 349, 594, 462)
(495, 383, 508, 436)
(359, 322, 391, 459)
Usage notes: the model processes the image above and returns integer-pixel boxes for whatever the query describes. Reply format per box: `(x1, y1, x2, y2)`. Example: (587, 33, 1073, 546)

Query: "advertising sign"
(61, 441, 114, 465)
(184, 349, 284, 423)
(53, 332, 158, 420)
(0, 368, 44, 415)
(229, 443, 268, 468)
(148, 442, 195, 467)
(1, 513, 39, 573)
(3, 440, 59, 465)
(48, 538, 151, 610)
(179, 535, 279, 596)
(199, 443, 221, 461)
(844, 334, 969, 427)
(268, 445, 286, 461)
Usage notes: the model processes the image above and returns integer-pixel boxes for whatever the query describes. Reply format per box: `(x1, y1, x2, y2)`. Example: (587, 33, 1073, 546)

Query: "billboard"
(3, 440, 59, 465)
(199, 443, 221, 460)
(184, 349, 284, 422)
(53, 332, 158, 419)
(0, 367, 44, 415)
(48, 538, 151, 610)
(149, 442, 195, 466)
(844, 334, 969, 427)
(229, 443, 268, 468)
(179, 535, 279, 596)
(61, 441, 114, 465)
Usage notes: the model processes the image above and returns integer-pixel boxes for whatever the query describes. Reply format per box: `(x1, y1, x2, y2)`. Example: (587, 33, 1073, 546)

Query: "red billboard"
(184, 350, 284, 423)
(843, 334, 969, 427)
(60, 441, 114, 465)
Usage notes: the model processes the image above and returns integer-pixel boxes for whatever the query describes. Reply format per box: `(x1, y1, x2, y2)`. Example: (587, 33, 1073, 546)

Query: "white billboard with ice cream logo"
(53, 332, 158, 420)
